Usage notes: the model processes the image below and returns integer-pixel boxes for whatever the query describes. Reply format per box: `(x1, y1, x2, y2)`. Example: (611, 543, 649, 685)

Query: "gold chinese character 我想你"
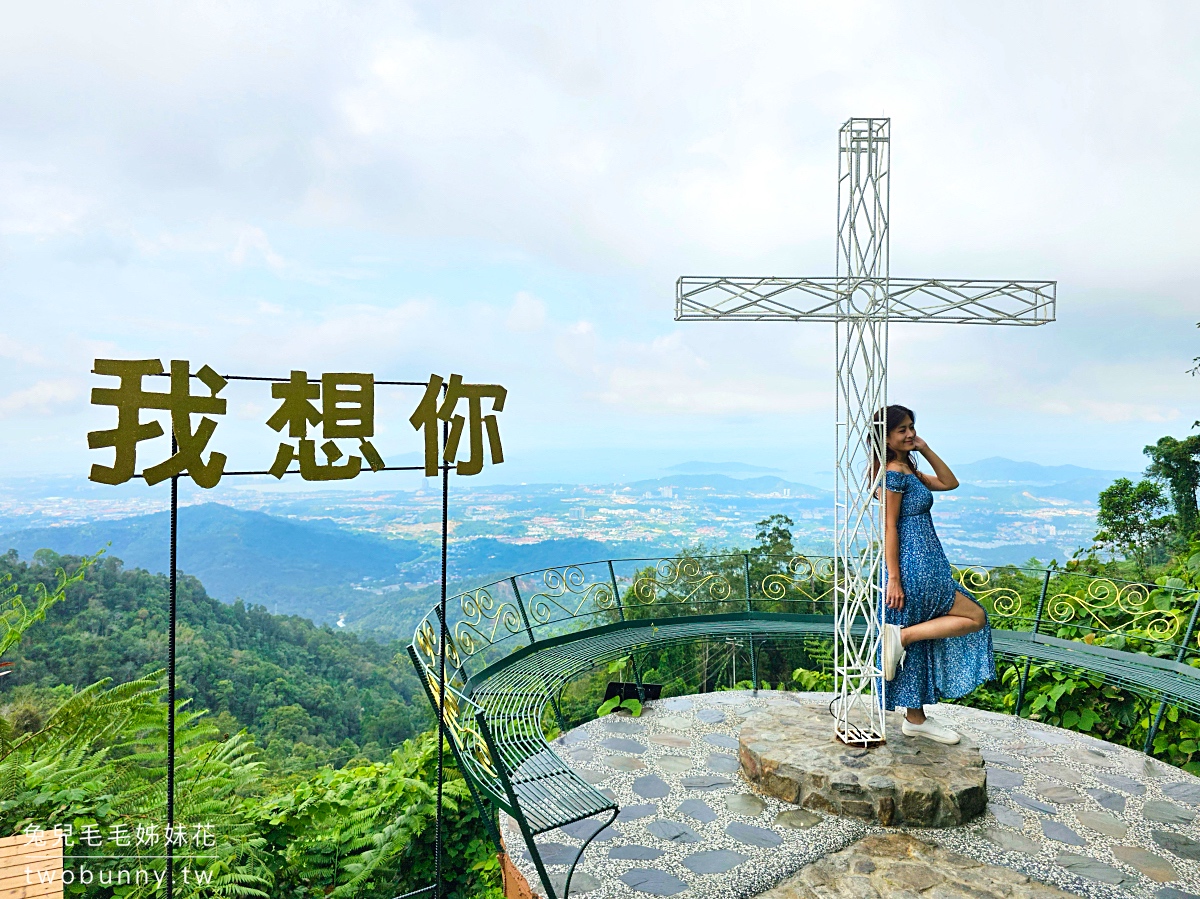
(409, 374, 505, 476)
(266, 370, 385, 480)
(88, 359, 227, 487)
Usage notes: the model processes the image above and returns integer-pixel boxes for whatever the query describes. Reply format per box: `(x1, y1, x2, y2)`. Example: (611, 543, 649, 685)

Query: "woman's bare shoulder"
(885, 462, 910, 473)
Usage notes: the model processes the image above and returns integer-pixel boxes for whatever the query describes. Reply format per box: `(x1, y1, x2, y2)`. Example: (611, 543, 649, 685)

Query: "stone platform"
(757, 832, 1077, 898)
(501, 691, 1200, 898)
(740, 702, 986, 826)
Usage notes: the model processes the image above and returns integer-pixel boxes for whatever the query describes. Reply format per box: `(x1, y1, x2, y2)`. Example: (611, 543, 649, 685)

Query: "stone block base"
(739, 702, 986, 827)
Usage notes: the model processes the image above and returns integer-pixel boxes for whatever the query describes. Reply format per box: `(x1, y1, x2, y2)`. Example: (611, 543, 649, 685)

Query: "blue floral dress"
(883, 469, 996, 710)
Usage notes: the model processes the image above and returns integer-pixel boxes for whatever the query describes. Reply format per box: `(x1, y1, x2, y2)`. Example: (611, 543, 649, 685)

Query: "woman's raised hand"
(912, 434, 928, 453)
(886, 577, 905, 610)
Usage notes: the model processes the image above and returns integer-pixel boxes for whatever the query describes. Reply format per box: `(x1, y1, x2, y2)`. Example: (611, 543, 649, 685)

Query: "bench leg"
(1145, 697, 1168, 755)
(749, 634, 759, 695)
(563, 808, 618, 899)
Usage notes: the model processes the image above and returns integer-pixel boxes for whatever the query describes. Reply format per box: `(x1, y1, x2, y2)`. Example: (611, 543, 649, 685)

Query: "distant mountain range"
(665, 461, 783, 475)
(0, 457, 1138, 635)
(0, 504, 425, 625)
(953, 457, 1138, 487)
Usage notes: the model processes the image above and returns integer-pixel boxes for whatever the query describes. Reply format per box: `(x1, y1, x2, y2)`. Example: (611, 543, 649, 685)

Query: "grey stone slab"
(1041, 762, 1084, 785)
(981, 749, 1023, 768)
(561, 730, 589, 746)
(1016, 744, 1058, 759)
(645, 818, 703, 844)
(1038, 784, 1084, 805)
(662, 697, 693, 711)
(984, 825, 1041, 855)
(726, 820, 782, 848)
(707, 752, 740, 774)
(600, 788, 618, 801)
(1041, 820, 1086, 846)
(550, 871, 601, 895)
(522, 842, 578, 865)
(676, 797, 717, 823)
(724, 793, 766, 816)
(987, 768, 1024, 789)
(559, 818, 622, 842)
(633, 774, 671, 799)
(601, 736, 647, 754)
(775, 808, 821, 829)
(568, 748, 596, 763)
(1157, 889, 1200, 899)
(1085, 788, 1126, 813)
(1162, 781, 1200, 806)
(1071, 745, 1117, 766)
(1142, 758, 1172, 779)
(575, 766, 608, 784)
(710, 691, 749, 704)
(616, 803, 658, 822)
(1028, 728, 1073, 745)
(655, 715, 693, 731)
(1010, 792, 1056, 815)
(1056, 852, 1138, 886)
(605, 716, 648, 734)
(619, 868, 688, 896)
(1074, 808, 1128, 839)
(989, 804, 1025, 829)
(1096, 772, 1146, 796)
(683, 848, 747, 874)
(696, 708, 725, 724)
(605, 754, 647, 771)
(1153, 829, 1200, 861)
(703, 732, 740, 750)
(1112, 845, 1178, 883)
(650, 733, 692, 749)
(1144, 800, 1197, 825)
(682, 775, 734, 791)
(610, 844, 663, 860)
(656, 755, 693, 774)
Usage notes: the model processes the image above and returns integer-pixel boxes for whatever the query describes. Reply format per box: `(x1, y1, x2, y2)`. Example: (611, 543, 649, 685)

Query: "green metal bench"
(407, 554, 1200, 899)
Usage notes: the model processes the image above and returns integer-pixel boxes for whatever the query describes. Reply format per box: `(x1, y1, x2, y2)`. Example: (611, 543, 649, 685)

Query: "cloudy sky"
(1, 1, 1197, 490)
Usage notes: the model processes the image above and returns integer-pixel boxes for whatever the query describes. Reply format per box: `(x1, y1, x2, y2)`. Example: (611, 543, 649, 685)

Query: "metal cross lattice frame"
(675, 118, 1055, 746)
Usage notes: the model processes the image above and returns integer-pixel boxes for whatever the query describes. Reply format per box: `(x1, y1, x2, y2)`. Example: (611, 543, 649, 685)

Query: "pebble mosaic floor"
(500, 691, 1200, 898)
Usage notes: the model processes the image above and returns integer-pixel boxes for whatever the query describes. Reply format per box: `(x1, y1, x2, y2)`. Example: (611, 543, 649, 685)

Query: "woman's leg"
(900, 592, 985, 648)
(900, 592, 986, 725)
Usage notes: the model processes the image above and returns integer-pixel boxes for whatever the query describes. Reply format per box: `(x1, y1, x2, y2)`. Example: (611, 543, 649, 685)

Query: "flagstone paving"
(501, 692, 1200, 898)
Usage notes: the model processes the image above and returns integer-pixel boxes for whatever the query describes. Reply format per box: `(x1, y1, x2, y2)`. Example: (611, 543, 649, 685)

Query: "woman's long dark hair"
(871, 404, 917, 478)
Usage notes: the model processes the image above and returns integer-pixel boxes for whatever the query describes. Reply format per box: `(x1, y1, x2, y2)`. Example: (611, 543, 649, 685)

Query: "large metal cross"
(675, 118, 1056, 746)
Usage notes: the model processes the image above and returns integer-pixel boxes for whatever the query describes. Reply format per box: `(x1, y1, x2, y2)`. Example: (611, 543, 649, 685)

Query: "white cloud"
(506, 292, 546, 333)
(0, 379, 79, 417)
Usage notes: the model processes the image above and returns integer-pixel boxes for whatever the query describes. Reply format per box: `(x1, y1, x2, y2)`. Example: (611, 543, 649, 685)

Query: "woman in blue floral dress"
(878, 404, 996, 745)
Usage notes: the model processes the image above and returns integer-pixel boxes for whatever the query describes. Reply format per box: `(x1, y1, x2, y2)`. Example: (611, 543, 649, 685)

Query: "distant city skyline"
(1, 3, 1196, 487)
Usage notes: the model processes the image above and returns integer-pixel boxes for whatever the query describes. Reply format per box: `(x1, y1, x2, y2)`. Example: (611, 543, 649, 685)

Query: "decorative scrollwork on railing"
(421, 667, 497, 778)
(1046, 578, 1188, 643)
(453, 587, 525, 658)
(952, 566, 1024, 620)
(527, 566, 617, 625)
(629, 557, 734, 607)
(414, 615, 463, 672)
(761, 555, 836, 603)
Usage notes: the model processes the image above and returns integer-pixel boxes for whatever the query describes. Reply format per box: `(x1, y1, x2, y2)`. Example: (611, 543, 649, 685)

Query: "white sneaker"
(882, 623, 905, 681)
(901, 716, 960, 745)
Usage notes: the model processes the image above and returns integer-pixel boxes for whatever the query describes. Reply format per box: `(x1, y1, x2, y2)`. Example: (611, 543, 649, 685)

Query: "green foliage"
(1144, 435, 1200, 539)
(254, 731, 501, 899)
(1094, 478, 1173, 577)
(791, 635, 834, 691)
(0, 551, 431, 771)
(0, 672, 271, 898)
(596, 657, 643, 717)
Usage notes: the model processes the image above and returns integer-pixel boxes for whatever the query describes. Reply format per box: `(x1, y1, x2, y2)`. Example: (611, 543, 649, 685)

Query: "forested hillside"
(0, 548, 432, 772)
